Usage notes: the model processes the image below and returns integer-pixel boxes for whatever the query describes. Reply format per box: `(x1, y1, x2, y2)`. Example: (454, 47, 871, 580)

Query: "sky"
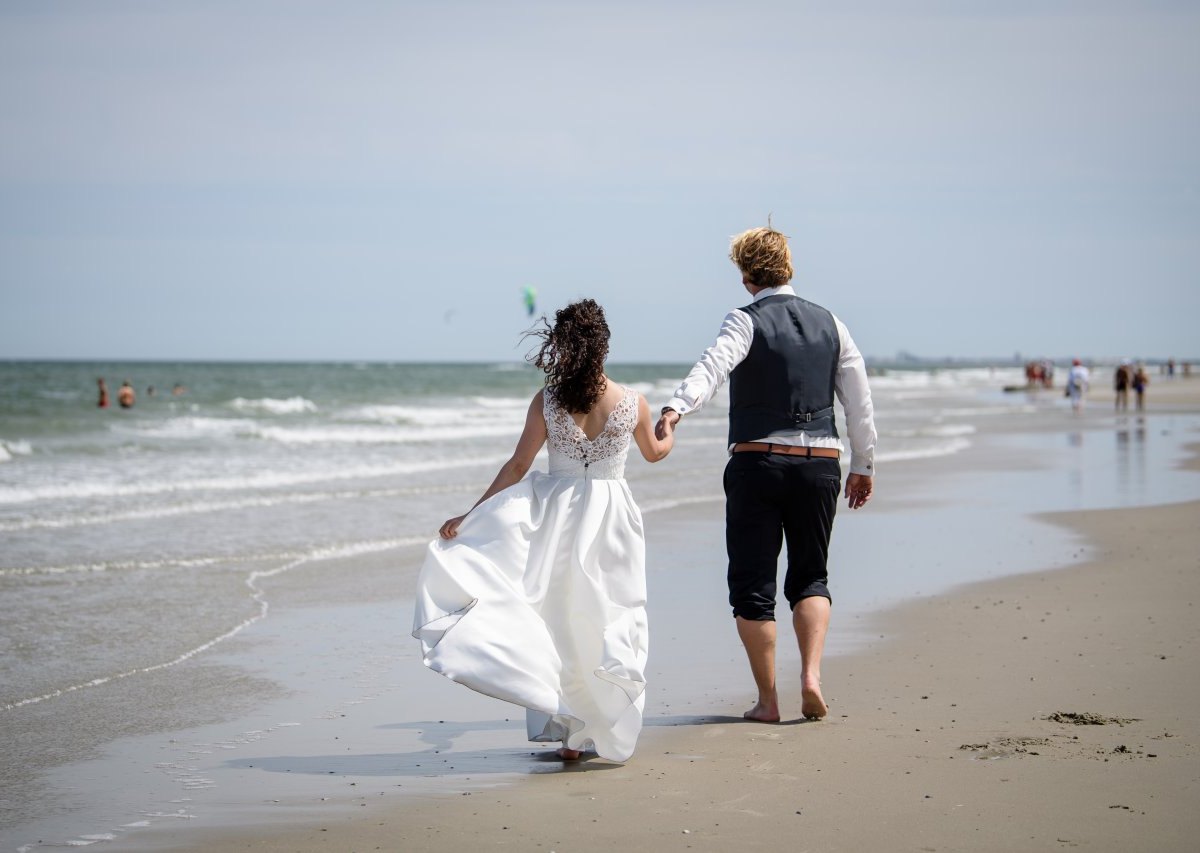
(1, 0, 1197, 363)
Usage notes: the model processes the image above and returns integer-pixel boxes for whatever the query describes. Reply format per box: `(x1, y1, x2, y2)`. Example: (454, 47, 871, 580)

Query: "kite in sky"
(522, 285, 537, 317)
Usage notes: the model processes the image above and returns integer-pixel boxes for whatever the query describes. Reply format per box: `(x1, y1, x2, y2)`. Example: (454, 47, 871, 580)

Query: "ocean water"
(5, 358, 1176, 848)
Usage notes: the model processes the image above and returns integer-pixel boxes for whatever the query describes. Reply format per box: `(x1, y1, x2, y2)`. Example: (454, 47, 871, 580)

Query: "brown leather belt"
(731, 442, 841, 459)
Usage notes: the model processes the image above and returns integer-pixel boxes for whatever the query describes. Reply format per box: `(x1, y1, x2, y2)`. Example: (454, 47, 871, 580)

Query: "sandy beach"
(122, 380, 1200, 853)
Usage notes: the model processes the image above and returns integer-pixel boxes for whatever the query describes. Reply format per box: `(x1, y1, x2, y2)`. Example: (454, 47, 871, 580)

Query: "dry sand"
(173, 500, 1200, 849)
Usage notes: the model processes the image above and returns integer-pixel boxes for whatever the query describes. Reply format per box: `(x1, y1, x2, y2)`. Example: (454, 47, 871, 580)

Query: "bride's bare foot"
(556, 747, 582, 760)
(801, 681, 828, 720)
(743, 698, 781, 723)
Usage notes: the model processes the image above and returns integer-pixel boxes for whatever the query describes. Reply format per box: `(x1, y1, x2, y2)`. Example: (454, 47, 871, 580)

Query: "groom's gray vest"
(728, 294, 841, 445)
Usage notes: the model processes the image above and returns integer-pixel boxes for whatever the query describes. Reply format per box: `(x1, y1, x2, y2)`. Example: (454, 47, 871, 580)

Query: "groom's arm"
(833, 315, 877, 509)
(661, 309, 753, 421)
(832, 316, 876, 478)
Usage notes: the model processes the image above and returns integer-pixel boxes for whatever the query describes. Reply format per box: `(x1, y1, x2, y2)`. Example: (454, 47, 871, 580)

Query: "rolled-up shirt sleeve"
(665, 309, 753, 416)
(833, 315, 877, 476)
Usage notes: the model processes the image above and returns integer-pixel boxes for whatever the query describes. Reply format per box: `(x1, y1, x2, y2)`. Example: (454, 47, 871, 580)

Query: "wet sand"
(153, 384, 1200, 853)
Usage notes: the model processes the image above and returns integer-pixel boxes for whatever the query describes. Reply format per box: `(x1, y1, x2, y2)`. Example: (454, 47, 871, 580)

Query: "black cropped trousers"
(723, 451, 840, 621)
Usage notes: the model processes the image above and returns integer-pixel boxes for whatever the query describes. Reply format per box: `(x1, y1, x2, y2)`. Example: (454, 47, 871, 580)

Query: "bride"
(412, 299, 674, 762)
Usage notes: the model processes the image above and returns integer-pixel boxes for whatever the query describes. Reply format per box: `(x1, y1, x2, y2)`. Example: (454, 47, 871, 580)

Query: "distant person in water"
(172, 384, 187, 396)
(146, 385, 156, 398)
(117, 380, 136, 409)
(97, 378, 109, 409)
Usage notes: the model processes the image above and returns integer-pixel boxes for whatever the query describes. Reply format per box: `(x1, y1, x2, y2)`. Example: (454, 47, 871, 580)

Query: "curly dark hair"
(527, 298, 610, 414)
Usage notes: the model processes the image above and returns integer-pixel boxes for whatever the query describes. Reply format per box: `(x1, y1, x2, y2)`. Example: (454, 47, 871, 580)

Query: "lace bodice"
(544, 386, 639, 480)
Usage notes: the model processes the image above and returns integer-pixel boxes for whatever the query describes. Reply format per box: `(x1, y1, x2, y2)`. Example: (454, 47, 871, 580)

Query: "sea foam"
(228, 396, 318, 414)
(0, 438, 32, 463)
(0, 453, 508, 505)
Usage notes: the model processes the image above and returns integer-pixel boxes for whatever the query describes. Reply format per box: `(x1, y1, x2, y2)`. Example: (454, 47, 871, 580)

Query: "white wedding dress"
(412, 386, 648, 761)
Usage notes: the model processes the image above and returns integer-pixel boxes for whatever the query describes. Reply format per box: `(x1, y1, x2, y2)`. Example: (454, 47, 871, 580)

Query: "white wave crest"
(229, 396, 318, 414)
(869, 367, 1025, 392)
(0, 438, 32, 463)
(0, 453, 508, 505)
(123, 417, 258, 440)
(638, 493, 724, 513)
(875, 437, 972, 463)
(922, 424, 977, 438)
(255, 422, 522, 445)
(887, 424, 977, 439)
(937, 405, 1037, 417)
(123, 412, 523, 445)
(0, 532, 438, 577)
(621, 379, 685, 398)
(346, 403, 526, 427)
(470, 396, 531, 409)
(0, 482, 474, 533)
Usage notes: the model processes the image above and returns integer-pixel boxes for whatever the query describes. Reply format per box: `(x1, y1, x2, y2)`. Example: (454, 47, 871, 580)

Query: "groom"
(656, 225, 876, 721)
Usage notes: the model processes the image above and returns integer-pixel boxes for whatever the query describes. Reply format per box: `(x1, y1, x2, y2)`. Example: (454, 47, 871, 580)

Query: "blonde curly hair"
(729, 226, 793, 290)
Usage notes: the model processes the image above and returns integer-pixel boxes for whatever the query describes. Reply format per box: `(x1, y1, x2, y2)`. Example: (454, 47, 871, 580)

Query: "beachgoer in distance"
(1066, 359, 1089, 414)
(117, 380, 135, 409)
(657, 225, 877, 722)
(97, 378, 109, 409)
(172, 384, 186, 396)
(1133, 363, 1149, 411)
(1114, 360, 1132, 411)
(413, 299, 674, 762)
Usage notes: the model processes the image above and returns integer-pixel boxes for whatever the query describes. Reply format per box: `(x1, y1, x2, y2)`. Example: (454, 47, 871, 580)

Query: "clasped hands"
(654, 409, 680, 441)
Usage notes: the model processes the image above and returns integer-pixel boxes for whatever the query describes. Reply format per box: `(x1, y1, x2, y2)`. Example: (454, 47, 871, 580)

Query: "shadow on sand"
(224, 719, 619, 777)
(647, 713, 820, 728)
(223, 714, 821, 780)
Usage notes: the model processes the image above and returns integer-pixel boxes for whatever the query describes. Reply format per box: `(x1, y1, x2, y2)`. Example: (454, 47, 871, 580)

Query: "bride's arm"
(633, 393, 674, 463)
(439, 390, 548, 539)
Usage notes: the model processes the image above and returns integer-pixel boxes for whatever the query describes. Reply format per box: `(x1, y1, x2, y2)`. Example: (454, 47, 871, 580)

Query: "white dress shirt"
(665, 284, 877, 477)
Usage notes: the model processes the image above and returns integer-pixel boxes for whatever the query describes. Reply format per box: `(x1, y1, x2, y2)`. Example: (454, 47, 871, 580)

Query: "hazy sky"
(2, 1, 1197, 363)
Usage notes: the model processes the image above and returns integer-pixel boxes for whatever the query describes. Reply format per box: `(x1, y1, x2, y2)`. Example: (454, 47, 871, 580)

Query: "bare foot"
(556, 747, 582, 761)
(801, 682, 828, 720)
(743, 699, 781, 723)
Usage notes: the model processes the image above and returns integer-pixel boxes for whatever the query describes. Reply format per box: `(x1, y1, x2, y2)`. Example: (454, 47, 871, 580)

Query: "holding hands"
(654, 409, 679, 441)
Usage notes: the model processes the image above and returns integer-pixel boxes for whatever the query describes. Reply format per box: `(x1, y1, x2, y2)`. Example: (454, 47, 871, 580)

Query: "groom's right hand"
(655, 409, 680, 440)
